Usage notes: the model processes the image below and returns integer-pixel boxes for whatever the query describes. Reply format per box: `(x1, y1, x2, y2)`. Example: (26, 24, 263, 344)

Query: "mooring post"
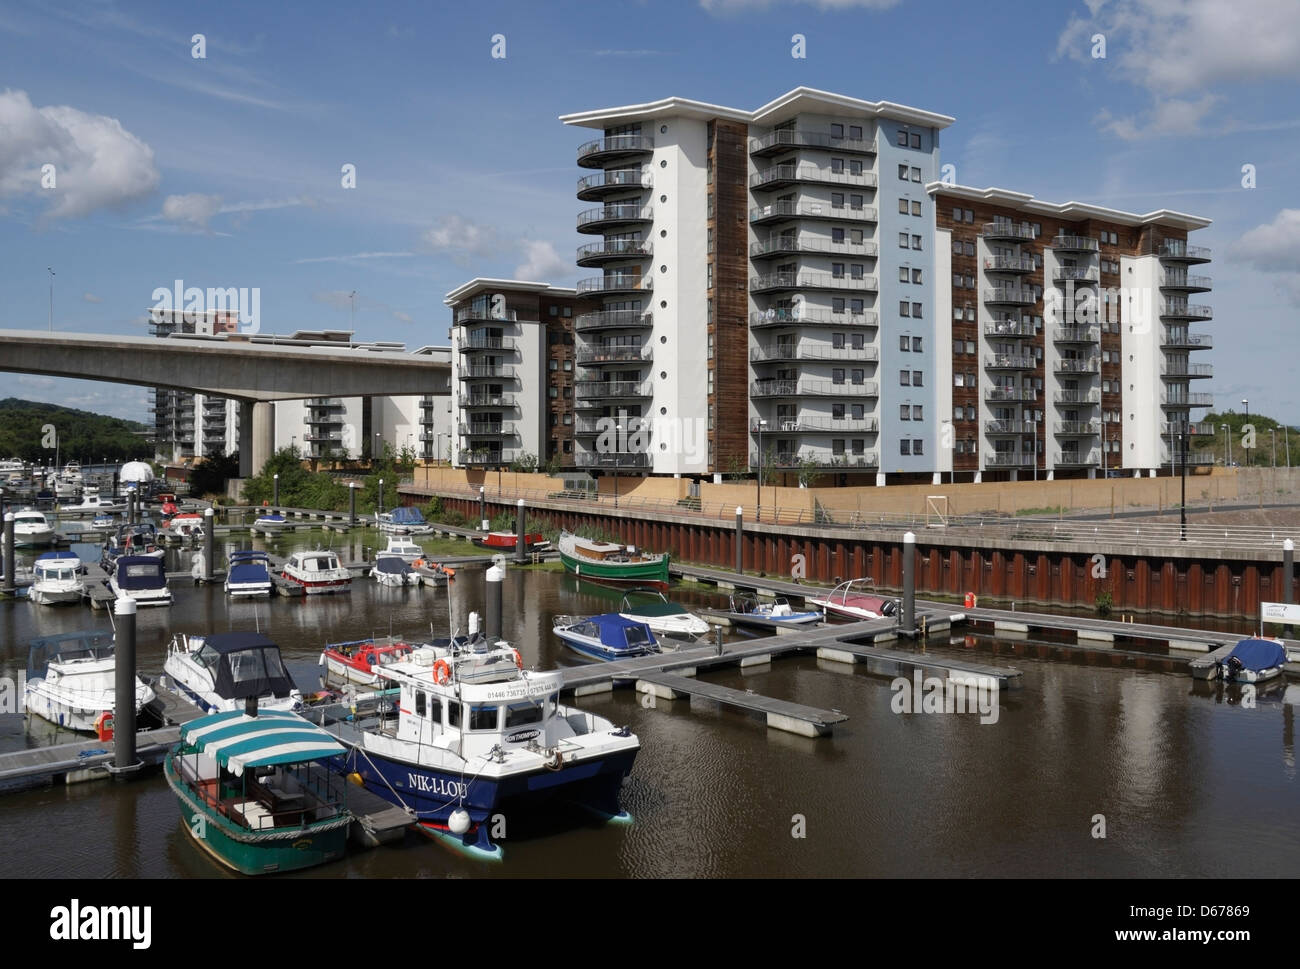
(515, 498, 526, 565)
(485, 561, 504, 641)
(349, 482, 357, 525)
(202, 507, 215, 583)
(902, 530, 916, 637)
(2, 513, 14, 595)
(479, 485, 487, 531)
(735, 505, 744, 576)
(378, 478, 384, 517)
(128, 486, 137, 525)
(1285, 538, 1295, 638)
(113, 595, 138, 775)
(272, 473, 279, 510)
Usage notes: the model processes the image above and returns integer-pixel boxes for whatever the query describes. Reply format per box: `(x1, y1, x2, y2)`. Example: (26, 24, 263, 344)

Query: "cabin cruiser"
(371, 554, 417, 587)
(29, 551, 85, 605)
(380, 536, 425, 564)
(25, 630, 156, 733)
(106, 555, 171, 607)
(618, 589, 710, 640)
(164, 631, 305, 714)
(378, 506, 433, 535)
(282, 549, 352, 595)
(100, 522, 164, 570)
(7, 509, 57, 547)
(553, 613, 660, 661)
(324, 621, 639, 857)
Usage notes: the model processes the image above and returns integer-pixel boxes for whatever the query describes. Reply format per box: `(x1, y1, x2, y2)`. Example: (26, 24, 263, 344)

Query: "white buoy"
(449, 808, 471, 835)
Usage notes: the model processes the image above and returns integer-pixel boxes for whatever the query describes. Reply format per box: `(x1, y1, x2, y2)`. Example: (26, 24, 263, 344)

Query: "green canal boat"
(164, 708, 353, 875)
(558, 530, 670, 590)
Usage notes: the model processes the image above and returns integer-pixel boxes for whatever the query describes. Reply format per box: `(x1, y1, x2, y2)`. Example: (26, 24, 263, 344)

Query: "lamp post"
(374, 432, 381, 468)
(349, 290, 357, 331)
(1271, 428, 1277, 468)
(1242, 398, 1249, 467)
(378, 477, 384, 515)
(756, 418, 767, 522)
(1222, 423, 1232, 468)
(1179, 416, 1187, 541)
(47, 267, 54, 332)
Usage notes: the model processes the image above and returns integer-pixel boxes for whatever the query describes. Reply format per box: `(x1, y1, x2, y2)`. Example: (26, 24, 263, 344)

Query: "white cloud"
(514, 241, 569, 282)
(82, 292, 102, 303)
(294, 251, 414, 265)
(422, 214, 500, 264)
(160, 192, 224, 229)
(1229, 209, 1300, 303)
(392, 310, 413, 324)
(0, 89, 160, 220)
(701, 0, 898, 9)
(1094, 94, 1220, 140)
(221, 196, 318, 215)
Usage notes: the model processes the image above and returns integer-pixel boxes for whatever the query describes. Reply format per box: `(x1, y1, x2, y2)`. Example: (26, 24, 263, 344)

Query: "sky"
(2, 0, 1299, 424)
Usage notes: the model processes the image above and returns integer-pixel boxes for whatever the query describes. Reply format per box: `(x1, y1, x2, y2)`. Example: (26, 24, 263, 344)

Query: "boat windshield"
(624, 624, 653, 647)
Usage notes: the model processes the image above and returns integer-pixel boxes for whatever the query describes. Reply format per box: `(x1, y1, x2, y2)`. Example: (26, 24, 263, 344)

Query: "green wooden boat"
(164, 708, 353, 875)
(558, 530, 670, 589)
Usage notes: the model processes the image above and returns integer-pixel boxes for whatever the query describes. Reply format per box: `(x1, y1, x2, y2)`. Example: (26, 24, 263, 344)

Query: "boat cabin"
(186, 632, 299, 704)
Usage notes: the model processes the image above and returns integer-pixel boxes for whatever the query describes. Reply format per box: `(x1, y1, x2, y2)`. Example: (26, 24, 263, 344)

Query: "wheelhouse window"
(505, 699, 545, 728)
(470, 705, 500, 731)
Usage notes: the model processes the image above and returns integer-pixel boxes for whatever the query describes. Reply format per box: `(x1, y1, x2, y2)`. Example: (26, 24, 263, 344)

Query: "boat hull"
(559, 550, 670, 590)
(281, 573, 352, 595)
(30, 584, 84, 606)
(555, 630, 654, 662)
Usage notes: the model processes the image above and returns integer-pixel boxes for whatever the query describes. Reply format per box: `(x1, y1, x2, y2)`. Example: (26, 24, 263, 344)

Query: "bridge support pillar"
(238, 401, 254, 477)
(251, 401, 274, 476)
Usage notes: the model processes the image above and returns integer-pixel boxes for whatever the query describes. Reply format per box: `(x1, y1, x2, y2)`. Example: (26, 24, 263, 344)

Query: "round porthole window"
(660, 229, 667, 238)
(660, 194, 667, 203)
(660, 160, 667, 168)
(660, 370, 667, 380)
(660, 442, 668, 451)
(660, 407, 667, 415)
(660, 125, 668, 134)
(660, 265, 667, 273)
(659, 335, 667, 344)
(660, 300, 667, 309)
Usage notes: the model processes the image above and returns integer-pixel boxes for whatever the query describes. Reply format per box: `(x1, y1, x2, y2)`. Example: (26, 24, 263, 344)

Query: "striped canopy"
(178, 710, 345, 777)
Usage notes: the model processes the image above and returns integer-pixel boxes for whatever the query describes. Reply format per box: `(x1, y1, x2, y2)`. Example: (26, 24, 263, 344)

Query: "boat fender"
(94, 711, 114, 743)
(412, 558, 424, 569)
(512, 649, 523, 670)
(433, 660, 452, 685)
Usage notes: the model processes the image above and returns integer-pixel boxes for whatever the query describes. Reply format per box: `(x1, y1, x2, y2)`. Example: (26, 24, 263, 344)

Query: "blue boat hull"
(555, 631, 654, 662)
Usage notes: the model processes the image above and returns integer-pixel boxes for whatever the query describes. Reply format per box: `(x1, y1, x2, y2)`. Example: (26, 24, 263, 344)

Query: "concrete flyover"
(0, 329, 450, 475)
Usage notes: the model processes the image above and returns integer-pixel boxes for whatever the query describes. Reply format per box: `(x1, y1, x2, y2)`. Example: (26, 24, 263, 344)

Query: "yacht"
(29, 551, 85, 605)
(281, 550, 352, 595)
(106, 555, 171, 607)
(8, 509, 57, 547)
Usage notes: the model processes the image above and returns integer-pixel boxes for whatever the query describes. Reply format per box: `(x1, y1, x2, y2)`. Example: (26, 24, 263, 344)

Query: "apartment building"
(444, 279, 593, 470)
(148, 307, 240, 462)
(561, 88, 956, 482)
(931, 185, 1213, 480)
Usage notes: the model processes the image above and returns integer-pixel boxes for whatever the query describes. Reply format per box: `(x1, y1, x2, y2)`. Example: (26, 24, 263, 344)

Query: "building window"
(900, 439, 911, 455)
(850, 298, 864, 313)
(852, 369, 864, 384)
(912, 438, 924, 454)
(952, 207, 962, 222)
(852, 403, 865, 419)
(833, 368, 845, 384)
(900, 267, 910, 283)
(562, 307, 572, 318)
(912, 371, 923, 386)
(833, 332, 846, 349)
(912, 405, 923, 420)
(548, 359, 558, 370)
(832, 192, 845, 209)
(900, 370, 911, 385)
(851, 229, 864, 244)
(900, 335, 910, 351)
(832, 227, 845, 243)
(850, 159, 863, 176)
(900, 301, 910, 317)
(896, 130, 908, 147)
(832, 297, 846, 313)
(964, 209, 974, 223)
(832, 157, 845, 174)
(912, 268, 922, 284)
(831, 123, 844, 138)
(563, 360, 572, 371)
(851, 332, 864, 349)
(911, 200, 922, 216)
(912, 336, 923, 351)
(898, 198, 909, 215)
(833, 439, 846, 455)
(833, 402, 845, 419)
(849, 125, 862, 140)
(899, 232, 909, 248)
(911, 167, 921, 182)
(851, 264, 864, 280)
(899, 164, 909, 181)
(912, 235, 922, 249)
(548, 387, 558, 398)
(912, 302, 922, 318)
(954, 374, 965, 388)
(549, 305, 558, 317)
(832, 262, 845, 278)
(964, 241, 975, 255)
(900, 404, 910, 421)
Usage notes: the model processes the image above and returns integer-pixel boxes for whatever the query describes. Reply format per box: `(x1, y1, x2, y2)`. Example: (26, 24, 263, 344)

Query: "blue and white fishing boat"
(378, 506, 433, 535)
(324, 631, 639, 857)
(1216, 638, 1288, 684)
(225, 550, 273, 598)
(106, 554, 171, 607)
(552, 613, 659, 661)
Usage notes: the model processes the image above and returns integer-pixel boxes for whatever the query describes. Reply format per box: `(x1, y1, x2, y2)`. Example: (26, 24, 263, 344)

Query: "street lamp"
(1242, 398, 1249, 466)
(1222, 423, 1232, 468)
(47, 267, 54, 332)
(1179, 416, 1188, 542)
(349, 290, 357, 331)
(756, 419, 767, 522)
(374, 432, 381, 467)
(1271, 428, 1277, 467)
(378, 477, 384, 515)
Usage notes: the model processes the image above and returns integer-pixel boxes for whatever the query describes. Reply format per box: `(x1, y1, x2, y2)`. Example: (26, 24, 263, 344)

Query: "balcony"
(752, 452, 879, 470)
(576, 345, 652, 366)
(750, 237, 879, 260)
(984, 255, 1036, 274)
(1054, 450, 1099, 467)
(459, 422, 509, 437)
(1053, 266, 1100, 285)
(1160, 330, 1212, 350)
(576, 274, 652, 297)
(986, 387, 1037, 402)
(984, 353, 1036, 370)
(985, 452, 1033, 467)
(1158, 241, 1211, 263)
(749, 129, 877, 157)
(1161, 421, 1215, 437)
(576, 169, 649, 201)
(576, 204, 653, 233)
(985, 420, 1035, 435)
(749, 308, 878, 328)
(1161, 362, 1214, 379)
(463, 392, 517, 408)
(308, 397, 343, 407)
(302, 431, 343, 444)
(303, 413, 344, 426)
(750, 271, 878, 294)
(1160, 392, 1215, 408)
(576, 239, 652, 267)
(1054, 389, 1100, 404)
(1162, 452, 1216, 467)
(984, 287, 1035, 305)
(1054, 421, 1100, 436)
(753, 417, 879, 433)
(750, 201, 878, 225)
(459, 336, 517, 353)
(454, 307, 534, 325)
(459, 364, 515, 380)
(575, 451, 652, 469)
(750, 379, 878, 398)
(1161, 301, 1213, 321)
(576, 134, 654, 168)
(749, 344, 879, 363)
(575, 309, 653, 332)
(981, 222, 1035, 242)
(460, 450, 512, 467)
(1052, 327, 1100, 343)
(1050, 235, 1099, 252)
(575, 380, 652, 400)
(1161, 272, 1212, 292)
(984, 317, 1037, 339)
(1054, 357, 1100, 374)
(750, 164, 877, 191)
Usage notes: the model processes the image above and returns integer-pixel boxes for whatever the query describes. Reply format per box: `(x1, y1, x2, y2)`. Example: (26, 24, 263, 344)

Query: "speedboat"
(473, 530, 550, 553)
(66, 494, 121, 513)
(807, 578, 897, 621)
(553, 613, 659, 661)
(100, 522, 165, 570)
(29, 551, 85, 606)
(557, 530, 669, 589)
(378, 506, 433, 535)
(90, 513, 118, 532)
(380, 536, 425, 564)
(1215, 638, 1288, 684)
(411, 559, 454, 587)
(371, 554, 417, 587)
(253, 513, 288, 532)
(25, 630, 156, 734)
(106, 554, 171, 607)
(165, 709, 352, 875)
(619, 589, 710, 640)
(225, 550, 273, 598)
(320, 637, 418, 687)
(8, 510, 56, 547)
(323, 631, 640, 857)
(281, 550, 351, 595)
(725, 592, 822, 626)
(164, 631, 305, 714)
(163, 512, 205, 540)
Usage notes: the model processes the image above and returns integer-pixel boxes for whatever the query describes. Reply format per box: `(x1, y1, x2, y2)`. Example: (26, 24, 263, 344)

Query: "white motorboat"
(807, 578, 898, 621)
(371, 553, 417, 587)
(225, 550, 273, 598)
(618, 589, 710, 639)
(380, 536, 424, 564)
(29, 551, 85, 606)
(282, 549, 352, 595)
(25, 630, 156, 733)
(106, 555, 172, 607)
(7, 509, 56, 547)
(377, 507, 433, 535)
(163, 512, 205, 540)
(724, 593, 822, 626)
(253, 513, 288, 532)
(164, 631, 304, 714)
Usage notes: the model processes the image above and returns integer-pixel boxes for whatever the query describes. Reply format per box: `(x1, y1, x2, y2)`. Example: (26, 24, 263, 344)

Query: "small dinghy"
(253, 513, 288, 532)
(1216, 637, 1288, 684)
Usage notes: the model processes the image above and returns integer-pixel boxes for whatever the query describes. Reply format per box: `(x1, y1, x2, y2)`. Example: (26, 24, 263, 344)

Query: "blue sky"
(3, 0, 1299, 426)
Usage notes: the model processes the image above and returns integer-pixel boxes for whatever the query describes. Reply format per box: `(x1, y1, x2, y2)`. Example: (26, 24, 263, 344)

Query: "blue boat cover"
(590, 613, 656, 649)
(230, 550, 270, 562)
(388, 506, 426, 525)
(374, 555, 410, 574)
(1225, 638, 1287, 671)
(114, 555, 166, 589)
(229, 562, 271, 585)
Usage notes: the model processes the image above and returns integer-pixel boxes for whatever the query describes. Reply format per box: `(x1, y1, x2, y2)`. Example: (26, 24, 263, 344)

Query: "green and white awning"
(178, 709, 345, 777)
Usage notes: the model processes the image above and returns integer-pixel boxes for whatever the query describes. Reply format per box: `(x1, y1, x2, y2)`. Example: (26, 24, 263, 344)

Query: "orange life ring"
(512, 649, 523, 670)
(432, 660, 451, 685)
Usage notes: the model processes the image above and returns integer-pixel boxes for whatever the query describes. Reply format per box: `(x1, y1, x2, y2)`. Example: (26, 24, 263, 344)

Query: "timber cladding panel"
(710, 118, 750, 472)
